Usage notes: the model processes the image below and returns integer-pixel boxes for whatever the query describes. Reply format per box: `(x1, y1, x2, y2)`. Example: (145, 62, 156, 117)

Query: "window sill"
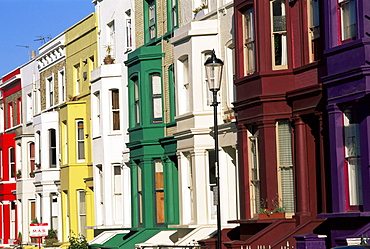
(5, 124, 22, 132)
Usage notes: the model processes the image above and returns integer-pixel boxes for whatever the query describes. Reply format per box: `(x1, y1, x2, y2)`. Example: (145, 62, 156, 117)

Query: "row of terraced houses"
(0, 0, 369, 248)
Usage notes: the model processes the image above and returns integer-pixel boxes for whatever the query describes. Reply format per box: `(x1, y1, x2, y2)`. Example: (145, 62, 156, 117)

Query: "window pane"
(155, 159, 165, 223)
(278, 121, 293, 165)
(341, 0, 356, 40)
(271, 0, 287, 67)
(152, 74, 162, 121)
(244, 8, 255, 75)
(77, 121, 85, 160)
(153, 98, 162, 119)
(112, 89, 119, 109)
(277, 120, 294, 213)
(78, 142, 85, 160)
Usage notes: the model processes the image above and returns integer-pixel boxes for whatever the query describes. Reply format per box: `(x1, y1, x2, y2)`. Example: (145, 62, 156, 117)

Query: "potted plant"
(258, 198, 285, 219)
(15, 232, 22, 245)
(29, 172, 35, 178)
(16, 169, 22, 179)
(103, 45, 115, 65)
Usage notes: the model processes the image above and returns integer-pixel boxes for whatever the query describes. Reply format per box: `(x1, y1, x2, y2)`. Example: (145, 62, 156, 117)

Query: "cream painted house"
(170, 0, 239, 243)
(90, 0, 134, 233)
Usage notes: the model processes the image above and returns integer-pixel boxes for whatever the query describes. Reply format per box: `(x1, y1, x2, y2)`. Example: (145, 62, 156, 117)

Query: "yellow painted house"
(59, 13, 97, 242)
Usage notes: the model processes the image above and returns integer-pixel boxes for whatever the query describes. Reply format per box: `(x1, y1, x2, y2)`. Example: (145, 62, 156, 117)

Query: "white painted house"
(170, 0, 239, 242)
(90, 0, 134, 231)
(16, 57, 38, 243)
(33, 33, 66, 241)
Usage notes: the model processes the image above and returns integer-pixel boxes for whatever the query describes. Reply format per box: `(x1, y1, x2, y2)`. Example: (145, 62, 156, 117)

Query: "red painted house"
(0, 69, 22, 244)
(226, 0, 330, 248)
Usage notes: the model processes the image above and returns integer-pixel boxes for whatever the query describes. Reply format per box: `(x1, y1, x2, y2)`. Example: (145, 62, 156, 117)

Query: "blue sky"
(0, 0, 94, 77)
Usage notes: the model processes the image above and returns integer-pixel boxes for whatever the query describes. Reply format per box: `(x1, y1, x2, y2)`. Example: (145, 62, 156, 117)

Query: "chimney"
(31, 50, 37, 59)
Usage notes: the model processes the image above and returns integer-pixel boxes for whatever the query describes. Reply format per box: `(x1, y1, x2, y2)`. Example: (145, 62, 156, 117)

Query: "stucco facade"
(170, 0, 239, 245)
(59, 13, 97, 242)
(90, 0, 134, 233)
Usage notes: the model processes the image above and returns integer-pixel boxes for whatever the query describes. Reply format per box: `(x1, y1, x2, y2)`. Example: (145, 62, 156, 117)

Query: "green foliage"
(69, 233, 88, 249)
(44, 229, 58, 247)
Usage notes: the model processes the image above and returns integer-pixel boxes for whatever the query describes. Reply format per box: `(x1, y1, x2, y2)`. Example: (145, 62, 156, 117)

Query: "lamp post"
(204, 50, 224, 249)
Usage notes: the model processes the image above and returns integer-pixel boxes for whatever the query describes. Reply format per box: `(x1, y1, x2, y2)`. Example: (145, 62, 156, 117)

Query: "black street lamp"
(204, 49, 224, 249)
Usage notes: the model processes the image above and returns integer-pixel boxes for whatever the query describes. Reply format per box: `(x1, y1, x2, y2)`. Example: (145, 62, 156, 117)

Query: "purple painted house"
(311, 0, 370, 248)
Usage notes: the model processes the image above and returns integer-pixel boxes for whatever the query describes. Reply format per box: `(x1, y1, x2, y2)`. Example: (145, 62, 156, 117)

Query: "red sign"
(30, 223, 49, 237)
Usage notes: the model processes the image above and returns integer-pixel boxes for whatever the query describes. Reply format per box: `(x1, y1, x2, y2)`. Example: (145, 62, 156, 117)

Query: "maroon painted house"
(226, 0, 329, 248)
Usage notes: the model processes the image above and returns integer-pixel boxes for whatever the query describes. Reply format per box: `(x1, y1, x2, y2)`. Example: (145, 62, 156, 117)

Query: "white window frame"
(308, 0, 320, 62)
(76, 119, 85, 163)
(92, 91, 101, 137)
(339, 0, 357, 41)
(46, 75, 54, 108)
(74, 64, 80, 96)
(58, 68, 66, 104)
(276, 120, 294, 214)
(0, 149, 2, 179)
(270, 0, 288, 70)
(243, 7, 255, 75)
(178, 56, 190, 114)
(134, 78, 140, 126)
(8, 102, 13, 128)
(148, 0, 156, 40)
(107, 21, 116, 57)
(110, 89, 121, 131)
(9, 147, 15, 179)
(0, 103, 4, 132)
(49, 129, 57, 168)
(77, 190, 87, 236)
(26, 93, 32, 122)
(248, 126, 260, 216)
(151, 74, 162, 123)
(343, 107, 363, 206)
(17, 97, 22, 124)
(126, 18, 133, 49)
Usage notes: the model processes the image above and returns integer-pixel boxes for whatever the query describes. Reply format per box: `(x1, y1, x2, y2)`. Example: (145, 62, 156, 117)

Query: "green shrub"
(69, 233, 88, 249)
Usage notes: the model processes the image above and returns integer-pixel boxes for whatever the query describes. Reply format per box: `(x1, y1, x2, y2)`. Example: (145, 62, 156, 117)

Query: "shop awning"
(89, 229, 161, 249)
(135, 230, 178, 247)
(89, 230, 130, 249)
(175, 226, 216, 245)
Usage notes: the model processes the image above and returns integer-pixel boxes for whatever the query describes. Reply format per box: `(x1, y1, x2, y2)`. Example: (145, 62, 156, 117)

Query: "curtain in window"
(112, 89, 120, 130)
(277, 120, 294, 213)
